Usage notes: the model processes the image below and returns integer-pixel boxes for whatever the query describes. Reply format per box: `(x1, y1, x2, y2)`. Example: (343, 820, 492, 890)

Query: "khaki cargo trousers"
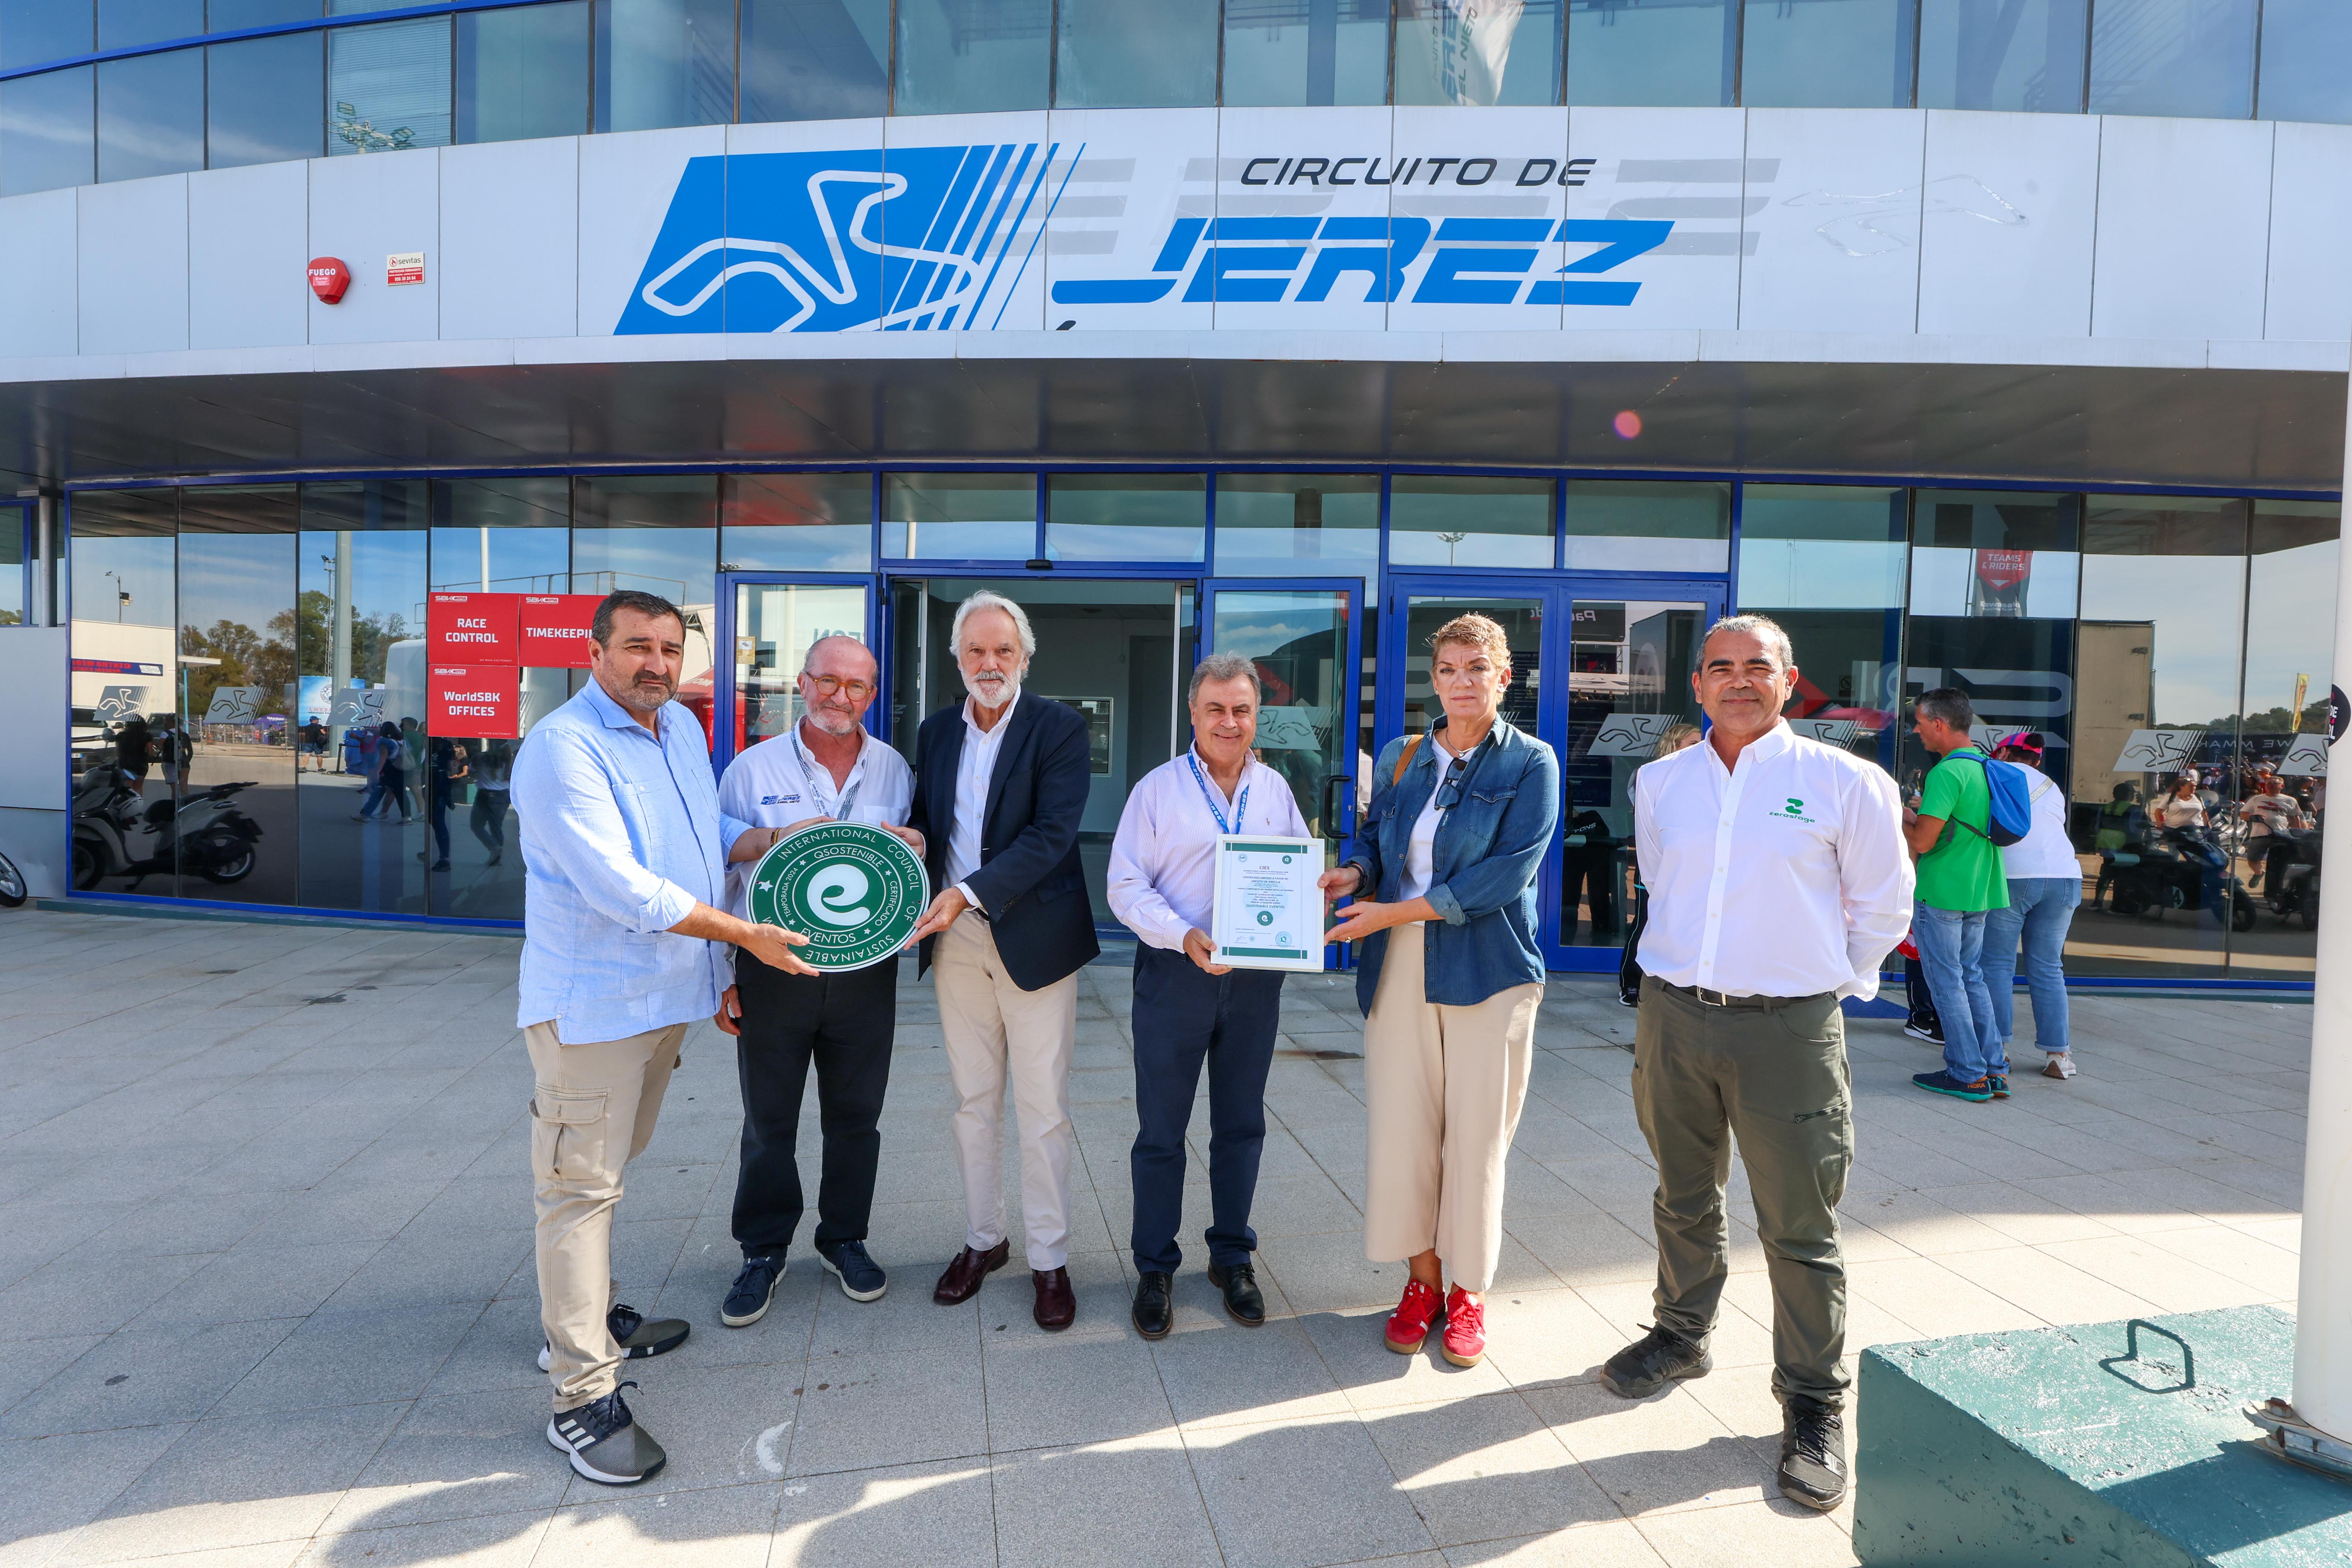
(1631, 976, 1854, 1406)
(526, 1019, 685, 1412)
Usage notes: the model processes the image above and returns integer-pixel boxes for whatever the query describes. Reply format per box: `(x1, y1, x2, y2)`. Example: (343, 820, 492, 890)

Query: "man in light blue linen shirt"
(512, 590, 816, 1488)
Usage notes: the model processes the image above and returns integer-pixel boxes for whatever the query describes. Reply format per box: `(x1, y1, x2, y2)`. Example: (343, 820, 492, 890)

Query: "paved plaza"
(0, 904, 2315, 1568)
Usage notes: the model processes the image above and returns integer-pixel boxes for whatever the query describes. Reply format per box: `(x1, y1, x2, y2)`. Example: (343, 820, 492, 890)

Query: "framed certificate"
(1211, 835, 1326, 972)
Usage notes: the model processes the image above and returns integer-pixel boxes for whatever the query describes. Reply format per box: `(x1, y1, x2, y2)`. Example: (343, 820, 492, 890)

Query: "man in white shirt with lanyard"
(1106, 652, 1312, 1339)
(713, 635, 921, 1323)
(1604, 614, 1912, 1515)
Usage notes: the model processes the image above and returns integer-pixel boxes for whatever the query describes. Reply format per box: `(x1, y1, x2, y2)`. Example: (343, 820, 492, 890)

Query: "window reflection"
(0, 507, 25, 625)
(1212, 473, 1378, 580)
(885, 472, 1035, 560)
(1, 4, 92, 70)
(893, 0, 1051, 115)
(98, 48, 204, 181)
(1395, 0, 1561, 106)
(574, 476, 719, 747)
(740, 0, 890, 121)
(1220, 0, 1390, 107)
(207, 33, 325, 168)
(0, 66, 95, 196)
(206, 0, 321, 27)
(595, 0, 738, 131)
(2088, 0, 2257, 119)
(456, 0, 590, 144)
(1740, 0, 1916, 109)
(1563, 479, 1728, 573)
(327, 16, 452, 155)
(1044, 473, 1206, 564)
(2255, 0, 2352, 126)
(1390, 474, 1553, 570)
(2239, 501, 2333, 975)
(1566, 0, 1735, 107)
(1918, 0, 2089, 113)
(68, 491, 178, 877)
(1909, 489, 2080, 620)
(100, 0, 202, 52)
(1738, 483, 1906, 610)
(723, 472, 873, 572)
(1054, 0, 1219, 108)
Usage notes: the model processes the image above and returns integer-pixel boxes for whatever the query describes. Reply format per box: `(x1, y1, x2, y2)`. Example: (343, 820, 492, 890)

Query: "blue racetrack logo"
(618, 143, 1069, 335)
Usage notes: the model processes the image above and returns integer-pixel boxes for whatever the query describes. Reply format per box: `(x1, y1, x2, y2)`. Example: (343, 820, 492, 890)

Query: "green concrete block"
(1856, 1305, 2352, 1566)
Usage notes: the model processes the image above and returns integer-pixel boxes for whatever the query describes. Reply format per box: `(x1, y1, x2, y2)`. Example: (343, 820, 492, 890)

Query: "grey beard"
(802, 709, 861, 737)
(967, 673, 1020, 711)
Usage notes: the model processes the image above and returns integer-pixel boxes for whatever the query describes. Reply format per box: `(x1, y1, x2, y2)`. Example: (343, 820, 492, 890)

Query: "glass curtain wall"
(893, 0, 1051, 114)
(455, 0, 591, 143)
(328, 16, 453, 154)
(1055, 0, 1219, 108)
(1564, 479, 1729, 573)
(96, 46, 201, 181)
(2086, 0, 2257, 118)
(739, 0, 890, 121)
(2257, 0, 2352, 125)
(1740, 0, 1917, 108)
(1212, 472, 1379, 583)
(2237, 501, 2335, 976)
(1736, 483, 1906, 771)
(1390, 474, 1552, 569)
(1566, 0, 1736, 107)
(0, 505, 26, 625)
(1918, 0, 2089, 112)
(66, 490, 177, 898)
(722, 471, 873, 572)
(572, 475, 719, 747)
(1394, 0, 1561, 106)
(595, 0, 737, 130)
(1044, 473, 1206, 564)
(302, 481, 429, 916)
(174, 485, 300, 908)
(1220, 0, 1390, 106)
(207, 33, 325, 168)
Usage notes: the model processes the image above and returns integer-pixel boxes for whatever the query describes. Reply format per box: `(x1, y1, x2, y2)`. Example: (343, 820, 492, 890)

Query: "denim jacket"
(1343, 715, 1560, 1015)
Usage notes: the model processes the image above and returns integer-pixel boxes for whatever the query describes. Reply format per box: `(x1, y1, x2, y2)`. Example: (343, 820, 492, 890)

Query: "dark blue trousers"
(1129, 943, 1285, 1274)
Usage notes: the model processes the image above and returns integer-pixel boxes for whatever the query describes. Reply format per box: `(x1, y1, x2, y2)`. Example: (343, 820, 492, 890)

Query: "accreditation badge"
(747, 821, 929, 972)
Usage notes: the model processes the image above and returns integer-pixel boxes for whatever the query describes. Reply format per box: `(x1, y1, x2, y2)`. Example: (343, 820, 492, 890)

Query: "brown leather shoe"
(1032, 1266, 1076, 1331)
(932, 1240, 1010, 1304)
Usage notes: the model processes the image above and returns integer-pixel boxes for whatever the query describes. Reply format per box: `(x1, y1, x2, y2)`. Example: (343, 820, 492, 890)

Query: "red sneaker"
(1442, 1287, 1486, 1368)
(1385, 1279, 1441, 1354)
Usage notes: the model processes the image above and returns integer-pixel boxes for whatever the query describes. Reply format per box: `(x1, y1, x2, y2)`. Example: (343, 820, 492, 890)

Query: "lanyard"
(792, 727, 863, 822)
(1185, 751, 1248, 836)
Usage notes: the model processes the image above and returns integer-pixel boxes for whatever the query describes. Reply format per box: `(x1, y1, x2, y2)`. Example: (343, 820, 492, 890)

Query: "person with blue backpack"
(1902, 688, 2026, 1102)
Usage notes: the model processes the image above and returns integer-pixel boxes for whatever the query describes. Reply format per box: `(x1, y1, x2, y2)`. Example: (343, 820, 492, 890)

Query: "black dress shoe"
(1601, 1323, 1712, 1399)
(1131, 1270, 1173, 1339)
(1778, 1394, 1847, 1510)
(933, 1240, 1010, 1304)
(1205, 1261, 1265, 1327)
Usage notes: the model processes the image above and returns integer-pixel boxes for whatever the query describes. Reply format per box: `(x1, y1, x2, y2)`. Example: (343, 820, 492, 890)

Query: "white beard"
(801, 708, 861, 737)
(966, 671, 1022, 711)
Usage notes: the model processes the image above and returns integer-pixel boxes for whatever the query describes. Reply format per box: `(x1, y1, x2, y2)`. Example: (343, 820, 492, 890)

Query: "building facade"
(0, 0, 2345, 986)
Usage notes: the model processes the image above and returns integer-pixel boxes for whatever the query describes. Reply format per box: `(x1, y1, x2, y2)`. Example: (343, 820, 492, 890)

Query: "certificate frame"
(1210, 835, 1326, 973)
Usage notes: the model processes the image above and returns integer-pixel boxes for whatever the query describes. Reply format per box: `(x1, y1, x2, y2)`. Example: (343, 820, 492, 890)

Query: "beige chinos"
(1631, 976, 1853, 1406)
(1362, 930, 1543, 1293)
(934, 910, 1080, 1270)
(526, 1019, 686, 1411)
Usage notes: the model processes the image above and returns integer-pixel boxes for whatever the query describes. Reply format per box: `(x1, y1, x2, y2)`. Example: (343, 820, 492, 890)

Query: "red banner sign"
(428, 665, 520, 739)
(517, 593, 603, 669)
(427, 592, 519, 661)
(1973, 548, 2033, 590)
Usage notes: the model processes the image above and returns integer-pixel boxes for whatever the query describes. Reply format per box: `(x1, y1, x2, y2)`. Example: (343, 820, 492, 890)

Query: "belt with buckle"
(1660, 981, 1823, 1012)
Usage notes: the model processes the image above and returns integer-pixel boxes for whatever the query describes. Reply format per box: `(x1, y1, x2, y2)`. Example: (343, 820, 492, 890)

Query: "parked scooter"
(2263, 825, 2323, 932)
(0, 847, 24, 907)
(2100, 823, 2257, 932)
(70, 764, 263, 891)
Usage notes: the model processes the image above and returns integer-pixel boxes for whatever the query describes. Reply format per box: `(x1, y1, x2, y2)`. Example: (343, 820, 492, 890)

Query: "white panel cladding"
(2264, 120, 2352, 344)
(309, 145, 441, 345)
(1212, 105, 1393, 333)
(580, 123, 729, 338)
(2092, 115, 2271, 342)
(1739, 109, 1925, 334)
(1564, 106, 1745, 332)
(1917, 110, 2098, 340)
(80, 175, 190, 356)
(190, 161, 310, 351)
(0, 189, 78, 358)
(441, 137, 579, 343)
(1385, 105, 1567, 333)
(1045, 107, 1219, 331)
(882, 111, 1052, 334)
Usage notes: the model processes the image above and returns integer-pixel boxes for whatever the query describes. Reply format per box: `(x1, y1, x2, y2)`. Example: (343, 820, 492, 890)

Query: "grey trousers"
(1631, 976, 1853, 1406)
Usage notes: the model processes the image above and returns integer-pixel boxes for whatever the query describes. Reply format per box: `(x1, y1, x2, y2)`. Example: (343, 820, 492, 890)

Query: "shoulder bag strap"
(1391, 734, 1426, 788)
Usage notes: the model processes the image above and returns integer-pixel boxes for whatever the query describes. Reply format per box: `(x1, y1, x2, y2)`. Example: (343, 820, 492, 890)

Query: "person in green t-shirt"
(1901, 688, 2011, 1103)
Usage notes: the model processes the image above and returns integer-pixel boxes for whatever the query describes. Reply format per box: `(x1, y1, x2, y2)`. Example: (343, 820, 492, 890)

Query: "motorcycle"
(0, 846, 24, 907)
(2262, 826, 2323, 932)
(71, 765, 263, 891)
(2101, 824, 2257, 932)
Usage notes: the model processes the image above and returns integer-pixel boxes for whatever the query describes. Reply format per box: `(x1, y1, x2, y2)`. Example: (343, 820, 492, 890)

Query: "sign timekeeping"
(747, 821, 929, 972)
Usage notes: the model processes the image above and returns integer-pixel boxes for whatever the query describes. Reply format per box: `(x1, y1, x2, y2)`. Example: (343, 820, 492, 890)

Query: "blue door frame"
(1379, 571, 1728, 975)
(711, 572, 881, 777)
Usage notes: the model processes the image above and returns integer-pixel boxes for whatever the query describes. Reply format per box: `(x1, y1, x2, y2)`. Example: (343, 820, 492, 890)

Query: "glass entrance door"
(1381, 575, 1724, 974)
(713, 575, 875, 774)
(1201, 580, 1362, 843)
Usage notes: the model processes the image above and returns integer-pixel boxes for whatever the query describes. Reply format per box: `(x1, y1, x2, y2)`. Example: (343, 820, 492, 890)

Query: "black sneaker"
(1131, 1270, 1174, 1340)
(723, 1255, 787, 1326)
(1778, 1394, 1847, 1510)
(1206, 1260, 1266, 1327)
(538, 1302, 691, 1371)
(1902, 1021, 1943, 1045)
(1601, 1324, 1713, 1399)
(547, 1381, 666, 1485)
(817, 1240, 887, 1303)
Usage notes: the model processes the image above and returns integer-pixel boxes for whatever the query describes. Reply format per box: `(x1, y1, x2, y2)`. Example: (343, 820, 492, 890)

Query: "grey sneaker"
(1777, 1394, 1847, 1510)
(538, 1302, 689, 1371)
(548, 1381, 666, 1485)
(1601, 1324, 1712, 1399)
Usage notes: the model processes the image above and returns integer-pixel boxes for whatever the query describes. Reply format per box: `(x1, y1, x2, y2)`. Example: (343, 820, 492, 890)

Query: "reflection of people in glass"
(2152, 772, 2207, 832)
(2091, 782, 2142, 910)
(470, 741, 514, 866)
(353, 722, 413, 824)
(115, 715, 152, 787)
(1978, 734, 2082, 1081)
(419, 737, 468, 872)
(1617, 721, 1702, 1006)
(301, 718, 330, 772)
(2240, 765, 2309, 895)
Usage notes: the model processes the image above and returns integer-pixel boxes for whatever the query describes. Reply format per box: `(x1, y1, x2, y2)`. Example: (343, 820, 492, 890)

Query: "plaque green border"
(745, 821, 930, 972)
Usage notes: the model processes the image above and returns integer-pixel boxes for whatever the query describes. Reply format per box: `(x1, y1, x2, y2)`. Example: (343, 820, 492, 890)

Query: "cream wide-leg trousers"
(1361, 931, 1541, 1293)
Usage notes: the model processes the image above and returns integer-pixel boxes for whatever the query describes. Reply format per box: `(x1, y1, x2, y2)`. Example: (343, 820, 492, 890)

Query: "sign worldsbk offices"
(424, 592, 601, 738)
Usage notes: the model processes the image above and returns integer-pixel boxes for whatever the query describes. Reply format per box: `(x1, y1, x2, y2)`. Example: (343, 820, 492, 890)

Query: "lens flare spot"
(1612, 409, 1643, 440)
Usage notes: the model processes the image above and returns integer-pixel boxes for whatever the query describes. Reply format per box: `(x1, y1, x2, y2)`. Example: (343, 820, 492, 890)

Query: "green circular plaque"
(746, 821, 929, 972)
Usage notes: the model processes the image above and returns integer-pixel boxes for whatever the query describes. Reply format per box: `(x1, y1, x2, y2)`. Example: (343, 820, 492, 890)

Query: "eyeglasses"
(804, 674, 875, 701)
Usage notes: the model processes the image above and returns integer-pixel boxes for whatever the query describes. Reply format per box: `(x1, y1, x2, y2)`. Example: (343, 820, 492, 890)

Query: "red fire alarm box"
(308, 257, 351, 303)
(428, 665, 520, 739)
(517, 593, 604, 669)
(427, 592, 520, 662)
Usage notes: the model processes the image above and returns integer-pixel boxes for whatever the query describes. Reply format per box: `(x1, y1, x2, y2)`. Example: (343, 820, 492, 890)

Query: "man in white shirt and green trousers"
(1603, 614, 1913, 1516)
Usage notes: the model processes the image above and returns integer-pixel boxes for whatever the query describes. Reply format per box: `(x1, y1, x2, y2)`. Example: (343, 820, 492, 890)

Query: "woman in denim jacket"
(1319, 613, 1559, 1369)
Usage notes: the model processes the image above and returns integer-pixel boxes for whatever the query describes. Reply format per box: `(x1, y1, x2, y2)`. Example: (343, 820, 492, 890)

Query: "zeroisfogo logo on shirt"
(1775, 797, 1817, 824)
(759, 793, 803, 806)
